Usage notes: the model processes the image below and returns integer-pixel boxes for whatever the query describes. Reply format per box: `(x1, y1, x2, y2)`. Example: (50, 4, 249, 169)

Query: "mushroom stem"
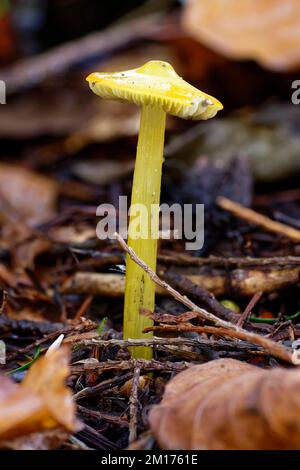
(124, 104, 166, 359)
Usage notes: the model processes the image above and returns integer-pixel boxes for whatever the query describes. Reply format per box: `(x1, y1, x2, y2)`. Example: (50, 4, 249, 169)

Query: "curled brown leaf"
(150, 358, 300, 449)
(0, 347, 81, 448)
(0, 163, 58, 226)
(182, 0, 300, 71)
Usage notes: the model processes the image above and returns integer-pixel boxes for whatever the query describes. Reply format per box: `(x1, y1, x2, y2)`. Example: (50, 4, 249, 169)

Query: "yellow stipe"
(123, 104, 166, 359)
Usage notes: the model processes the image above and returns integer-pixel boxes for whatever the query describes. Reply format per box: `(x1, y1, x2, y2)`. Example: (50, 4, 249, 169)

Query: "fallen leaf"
(0, 163, 58, 225)
(119, 376, 150, 396)
(0, 347, 81, 448)
(149, 358, 300, 449)
(182, 0, 300, 71)
(0, 263, 18, 288)
(0, 428, 70, 450)
(13, 238, 51, 269)
(49, 224, 96, 244)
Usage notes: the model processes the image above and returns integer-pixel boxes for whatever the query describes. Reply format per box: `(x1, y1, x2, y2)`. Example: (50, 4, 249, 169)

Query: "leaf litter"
(1, 8, 300, 452)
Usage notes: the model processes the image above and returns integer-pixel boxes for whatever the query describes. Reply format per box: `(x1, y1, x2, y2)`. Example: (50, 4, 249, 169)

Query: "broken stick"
(115, 232, 296, 365)
(217, 196, 300, 243)
(63, 267, 300, 298)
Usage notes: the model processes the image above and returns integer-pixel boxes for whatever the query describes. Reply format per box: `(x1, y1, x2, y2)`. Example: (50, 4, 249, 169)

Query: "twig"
(0, 291, 8, 315)
(163, 271, 238, 322)
(78, 336, 266, 356)
(217, 196, 300, 243)
(63, 267, 300, 298)
(1, 14, 164, 94)
(74, 294, 94, 320)
(129, 364, 141, 443)
(128, 430, 155, 450)
(6, 319, 96, 360)
(115, 233, 237, 330)
(0, 316, 63, 335)
(79, 336, 198, 349)
(115, 233, 295, 365)
(77, 405, 128, 427)
(237, 291, 263, 328)
(158, 253, 300, 268)
(145, 324, 294, 365)
(73, 372, 133, 401)
(76, 424, 120, 450)
(77, 337, 204, 360)
(254, 188, 300, 205)
(69, 436, 91, 450)
(274, 211, 300, 230)
(71, 358, 189, 375)
(68, 247, 300, 268)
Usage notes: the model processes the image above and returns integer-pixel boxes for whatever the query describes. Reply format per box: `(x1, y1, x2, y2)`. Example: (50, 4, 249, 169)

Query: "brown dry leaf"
(0, 347, 81, 448)
(49, 224, 96, 244)
(182, 0, 300, 71)
(119, 376, 150, 396)
(0, 163, 58, 226)
(13, 238, 51, 269)
(0, 428, 70, 450)
(5, 304, 49, 323)
(1, 223, 49, 269)
(0, 263, 18, 289)
(149, 358, 300, 449)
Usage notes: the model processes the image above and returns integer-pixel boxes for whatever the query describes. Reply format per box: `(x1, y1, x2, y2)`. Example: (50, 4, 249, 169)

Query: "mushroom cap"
(86, 60, 223, 120)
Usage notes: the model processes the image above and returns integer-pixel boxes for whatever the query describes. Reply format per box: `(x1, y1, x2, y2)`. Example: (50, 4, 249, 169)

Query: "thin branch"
(78, 336, 266, 355)
(73, 372, 133, 401)
(71, 358, 189, 376)
(217, 196, 300, 243)
(115, 232, 237, 330)
(1, 14, 164, 94)
(129, 364, 140, 443)
(158, 253, 300, 268)
(237, 291, 263, 328)
(115, 232, 295, 365)
(145, 324, 294, 365)
(77, 405, 128, 427)
(127, 430, 154, 450)
(163, 271, 238, 323)
(63, 268, 300, 298)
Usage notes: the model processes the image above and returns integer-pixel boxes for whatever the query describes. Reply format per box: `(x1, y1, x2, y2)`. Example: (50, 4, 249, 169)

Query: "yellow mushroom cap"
(86, 60, 223, 120)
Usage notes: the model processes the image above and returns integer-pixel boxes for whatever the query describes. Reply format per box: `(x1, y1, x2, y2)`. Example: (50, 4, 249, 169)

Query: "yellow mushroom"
(87, 60, 222, 359)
